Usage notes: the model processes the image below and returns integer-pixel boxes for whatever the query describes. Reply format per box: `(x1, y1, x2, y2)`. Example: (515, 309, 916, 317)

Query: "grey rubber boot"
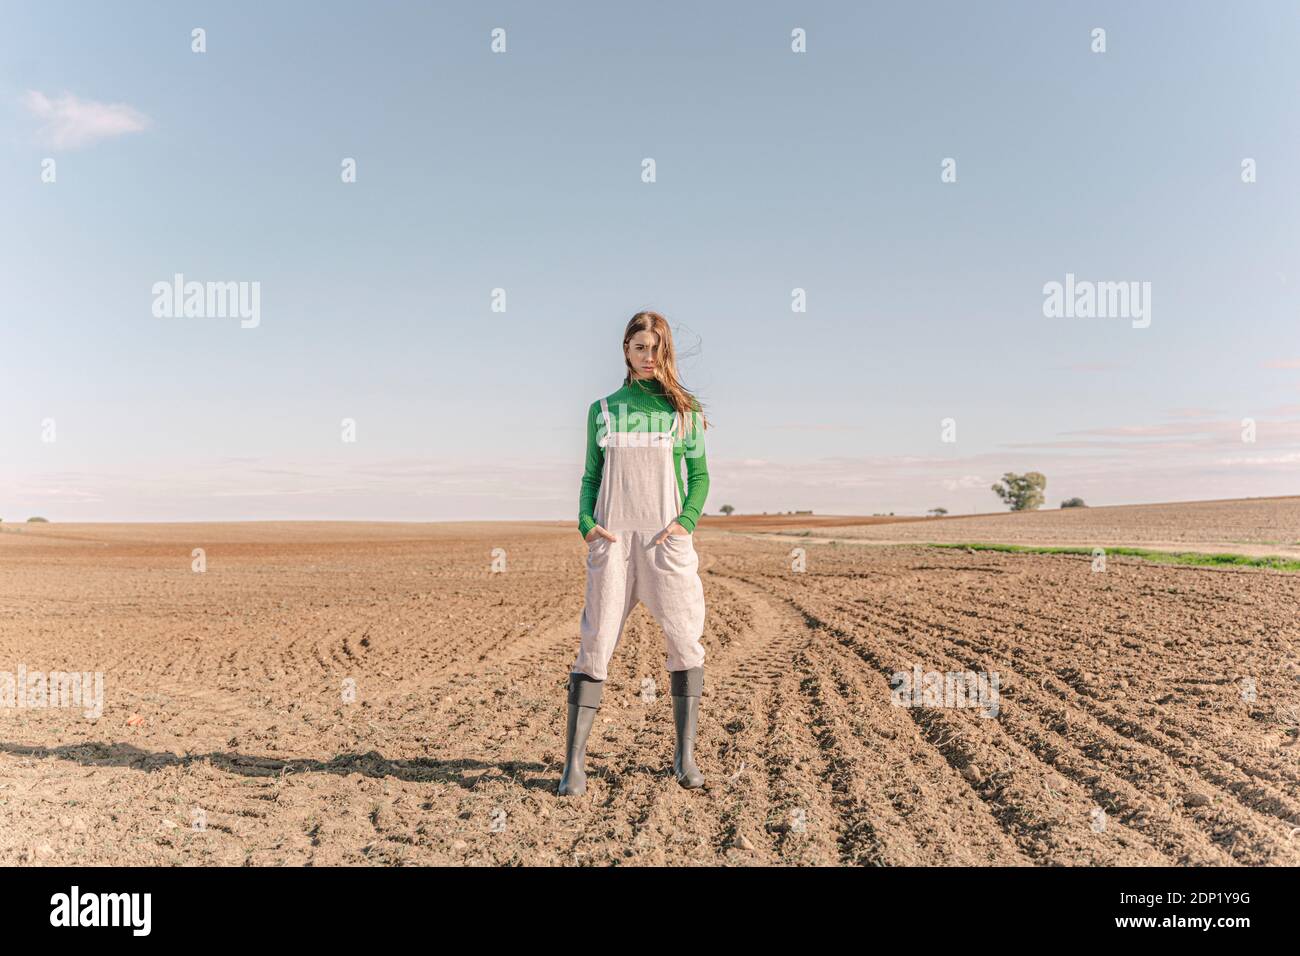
(670, 666, 705, 789)
(557, 672, 603, 796)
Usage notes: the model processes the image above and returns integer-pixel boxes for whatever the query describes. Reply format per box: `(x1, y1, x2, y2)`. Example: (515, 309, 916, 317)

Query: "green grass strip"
(928, 542, 1300, 572)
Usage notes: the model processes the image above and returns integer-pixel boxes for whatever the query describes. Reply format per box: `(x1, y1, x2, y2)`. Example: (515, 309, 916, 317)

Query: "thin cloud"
(1060, 420, 1257, 439)
(1215, 451, 1300, 466)
(1051, 362, 1125, 372)
(769, 422, 864, 431)
(1263, 358, 1300, 369)
(22, 90, 151, 148)
(25, 488, 104, 502)
(999, 438, 1214, 450)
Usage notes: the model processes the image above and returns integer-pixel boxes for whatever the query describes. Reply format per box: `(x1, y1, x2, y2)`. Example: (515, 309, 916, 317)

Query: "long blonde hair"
(622, 311, 709, 435)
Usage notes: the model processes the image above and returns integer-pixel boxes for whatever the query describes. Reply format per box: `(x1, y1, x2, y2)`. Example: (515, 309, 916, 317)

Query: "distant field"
(2, 503, 1297, 866)
(721, 496, 1300, 560)
(697, 513, 931, 531)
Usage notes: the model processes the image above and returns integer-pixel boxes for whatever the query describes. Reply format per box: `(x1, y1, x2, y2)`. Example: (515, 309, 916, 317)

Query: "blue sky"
(2, 1, 1298, 521)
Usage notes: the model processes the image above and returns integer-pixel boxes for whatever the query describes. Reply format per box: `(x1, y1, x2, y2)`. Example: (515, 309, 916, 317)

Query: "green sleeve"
(578, 400, 603, 538)
(676, 410, 709, 532)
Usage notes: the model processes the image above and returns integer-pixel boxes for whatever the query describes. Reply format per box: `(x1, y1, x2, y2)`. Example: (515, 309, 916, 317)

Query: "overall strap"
(669, 408, 696, 440)
(599, 397, 613, 441)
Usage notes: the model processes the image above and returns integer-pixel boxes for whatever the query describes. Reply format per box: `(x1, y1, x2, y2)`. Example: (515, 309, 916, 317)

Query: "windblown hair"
(622, 311, 709, 435)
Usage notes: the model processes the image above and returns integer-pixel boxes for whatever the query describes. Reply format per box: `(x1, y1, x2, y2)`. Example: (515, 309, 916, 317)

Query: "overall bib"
(573, 397, 707, 682)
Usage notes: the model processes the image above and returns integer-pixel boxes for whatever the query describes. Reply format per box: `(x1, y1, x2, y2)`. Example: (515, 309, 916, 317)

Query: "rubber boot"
(557, 672, 603, 796)
(670, 666, 705, 789)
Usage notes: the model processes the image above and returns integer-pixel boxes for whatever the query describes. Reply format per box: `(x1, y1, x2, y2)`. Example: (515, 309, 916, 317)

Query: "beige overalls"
(573, 397, 707, 682)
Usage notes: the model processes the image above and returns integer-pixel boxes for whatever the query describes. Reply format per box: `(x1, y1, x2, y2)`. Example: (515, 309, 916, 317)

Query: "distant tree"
(991, 472, 1046, 512)
(26, 516, 49, 522)
(928, 507, 948, 517)
(719, 504, 735, 516)
(1060, 497, 1087, 509)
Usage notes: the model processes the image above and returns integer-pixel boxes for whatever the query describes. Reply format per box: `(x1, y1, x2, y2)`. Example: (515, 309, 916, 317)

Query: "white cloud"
(1214, 451, 1300, 466)
(22, 90, 150, 148)
(25, 488, 104, 502)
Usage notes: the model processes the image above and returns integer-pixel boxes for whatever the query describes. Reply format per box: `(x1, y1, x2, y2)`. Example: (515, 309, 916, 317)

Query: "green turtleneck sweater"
(579, 378, 710, 539)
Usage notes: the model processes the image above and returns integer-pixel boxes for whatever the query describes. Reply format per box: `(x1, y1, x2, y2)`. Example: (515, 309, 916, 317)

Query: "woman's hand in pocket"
(652, 521, 689, 546)
(585, 525, 617, 545)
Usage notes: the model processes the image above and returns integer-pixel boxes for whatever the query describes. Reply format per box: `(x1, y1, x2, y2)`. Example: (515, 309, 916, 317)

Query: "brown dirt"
(752, 495, 1300, 558)
(1, 504, 1297, 866)
(696, 514, 932, 531)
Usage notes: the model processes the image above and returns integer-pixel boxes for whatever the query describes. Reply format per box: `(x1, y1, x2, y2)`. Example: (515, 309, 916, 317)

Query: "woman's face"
(625, 330, 659, 379)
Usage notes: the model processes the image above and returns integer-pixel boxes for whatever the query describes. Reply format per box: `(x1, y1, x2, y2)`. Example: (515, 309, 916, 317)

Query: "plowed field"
(1, 505, 1297, 865)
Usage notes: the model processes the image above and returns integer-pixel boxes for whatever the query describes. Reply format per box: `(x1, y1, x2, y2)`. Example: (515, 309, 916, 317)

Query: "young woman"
(558, 311, 711, 797)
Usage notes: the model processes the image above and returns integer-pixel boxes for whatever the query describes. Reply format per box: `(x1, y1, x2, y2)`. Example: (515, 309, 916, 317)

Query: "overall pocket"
(586, 536, 612, 570)
(654, 532, 696, 572)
